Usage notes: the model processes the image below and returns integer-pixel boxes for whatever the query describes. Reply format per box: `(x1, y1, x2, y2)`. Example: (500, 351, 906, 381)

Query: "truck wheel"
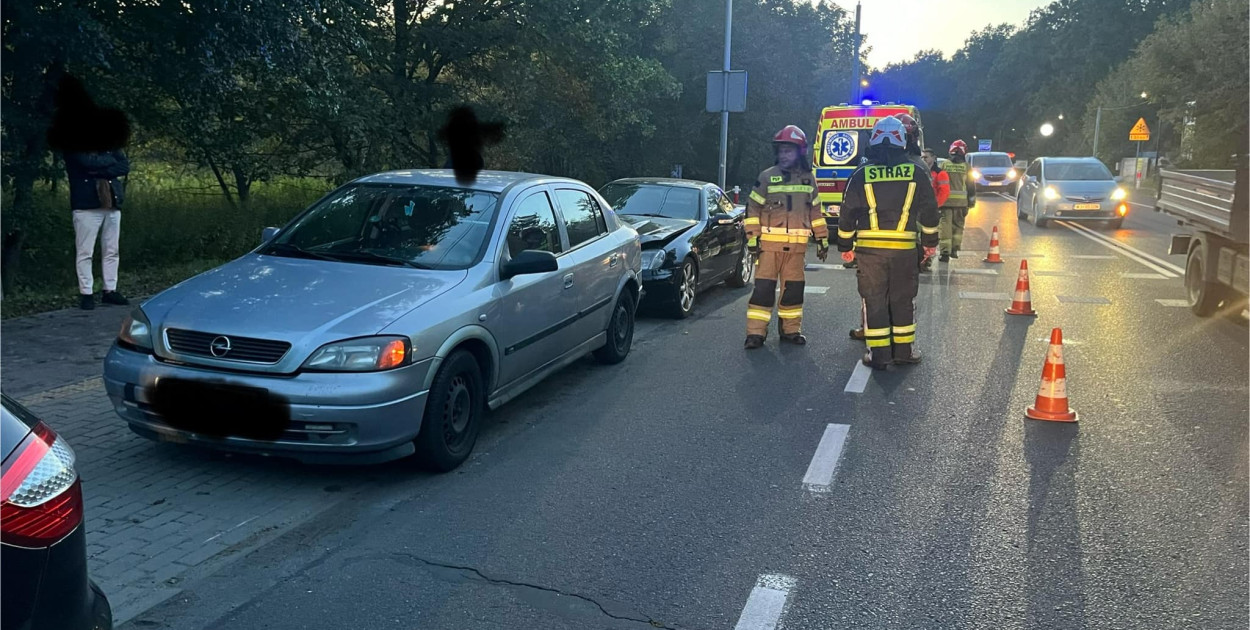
(1186, 244, 1228, 317)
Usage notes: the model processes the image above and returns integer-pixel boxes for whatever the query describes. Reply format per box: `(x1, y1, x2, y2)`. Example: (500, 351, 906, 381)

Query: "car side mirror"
(261, 226, 280, 244)
(501, 249, 559, 280)
(1114, 175, 1124, 183)
(711, 213, 736, 226)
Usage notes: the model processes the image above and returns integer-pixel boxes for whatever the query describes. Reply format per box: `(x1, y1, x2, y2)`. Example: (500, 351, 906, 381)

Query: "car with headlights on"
(2, 394, 113, 630)
(598, 178, 751, 318)
(967, 151, 1019, 192)
(1015, 157, 1129, 229)
(104, 171, 642, 471)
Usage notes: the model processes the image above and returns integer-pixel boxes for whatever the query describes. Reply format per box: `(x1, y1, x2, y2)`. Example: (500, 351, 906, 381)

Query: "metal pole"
(717, 0, 732, 190)
(851, 2, 862, 102)
(1092, 106, 1102, 157)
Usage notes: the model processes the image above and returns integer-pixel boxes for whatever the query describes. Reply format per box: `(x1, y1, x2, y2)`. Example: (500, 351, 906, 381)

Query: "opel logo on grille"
(210, 336, 233, 357)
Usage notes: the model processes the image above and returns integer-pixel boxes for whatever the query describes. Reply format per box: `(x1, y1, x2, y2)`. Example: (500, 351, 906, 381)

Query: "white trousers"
(73, 209, 121, 295)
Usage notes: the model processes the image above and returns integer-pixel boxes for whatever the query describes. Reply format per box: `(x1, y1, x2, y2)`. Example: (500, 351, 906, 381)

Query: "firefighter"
(744, 125, 830, 350)
(939, 139, 977, 261)
(838, 117, 939, 369)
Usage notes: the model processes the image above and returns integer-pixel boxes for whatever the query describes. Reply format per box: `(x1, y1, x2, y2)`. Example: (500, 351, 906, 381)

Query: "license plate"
(1074, 203, 1101, 210)
(151, 379, 290, 440)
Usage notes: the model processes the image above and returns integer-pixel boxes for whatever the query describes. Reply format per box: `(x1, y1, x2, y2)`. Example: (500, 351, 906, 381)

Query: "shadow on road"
(1023, 419, 1087, 629)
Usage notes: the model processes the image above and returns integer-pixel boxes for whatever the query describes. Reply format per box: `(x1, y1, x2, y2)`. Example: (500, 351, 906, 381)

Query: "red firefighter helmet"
(773, 125, 807, 148)
(949, 140, 968, 156)
(894, 113, 919, 136)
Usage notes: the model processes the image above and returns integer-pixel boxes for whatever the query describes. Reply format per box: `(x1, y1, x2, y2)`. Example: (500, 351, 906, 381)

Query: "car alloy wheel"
(739, 248, 752, 283)
(679, 261, 696, 313)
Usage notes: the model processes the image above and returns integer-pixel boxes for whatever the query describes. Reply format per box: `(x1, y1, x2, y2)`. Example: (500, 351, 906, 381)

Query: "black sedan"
(600, 178, 751, 318)
(2, 394, 112, 630)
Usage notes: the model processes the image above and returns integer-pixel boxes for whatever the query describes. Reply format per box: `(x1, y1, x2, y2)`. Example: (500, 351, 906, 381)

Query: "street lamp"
(1058, 114, 1065, 120)
(1040, 123, 1055, 137)
(1141, 91, 1149, 99)
(860, 79, 869, 88)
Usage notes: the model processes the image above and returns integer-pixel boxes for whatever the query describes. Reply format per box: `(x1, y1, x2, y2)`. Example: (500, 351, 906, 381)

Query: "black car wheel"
(594, 289, 636, 364)
(726, 245, 752, 288)
(415, 350, 484, 472)
(667, 259, 697, 319)
(1033, 199, 1049, 228)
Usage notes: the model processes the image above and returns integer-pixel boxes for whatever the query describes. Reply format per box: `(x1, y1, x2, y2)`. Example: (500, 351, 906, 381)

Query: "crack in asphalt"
(399, 554, 691, 630)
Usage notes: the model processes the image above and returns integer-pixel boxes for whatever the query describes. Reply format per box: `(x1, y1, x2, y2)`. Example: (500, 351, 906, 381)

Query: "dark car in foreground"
(599, 178, 751, 318)
(2, 395, 112, 630)
(1016, 157, 1129, 229)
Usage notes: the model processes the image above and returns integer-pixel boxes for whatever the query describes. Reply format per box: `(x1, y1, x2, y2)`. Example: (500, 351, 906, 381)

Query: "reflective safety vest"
(745, 165, 830, 253)
(836, 161, 941, 252)
(943, 160, 970, 208)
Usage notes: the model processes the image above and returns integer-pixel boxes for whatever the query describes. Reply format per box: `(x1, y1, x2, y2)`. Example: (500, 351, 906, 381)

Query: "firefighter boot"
(862, 353, 889, 371)
(780, 333, 807, 345)
(849, 328, 865, 340)
(893, 351, 922, 365)
(744, 335, 765, 350)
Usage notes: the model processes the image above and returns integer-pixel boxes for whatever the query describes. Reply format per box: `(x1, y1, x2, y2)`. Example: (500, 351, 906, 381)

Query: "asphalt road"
(120, 192, 1248, 630)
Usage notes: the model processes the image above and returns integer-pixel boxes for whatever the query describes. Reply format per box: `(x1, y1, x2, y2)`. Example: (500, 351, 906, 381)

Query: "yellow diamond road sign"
(1129, 117, 1151, 142)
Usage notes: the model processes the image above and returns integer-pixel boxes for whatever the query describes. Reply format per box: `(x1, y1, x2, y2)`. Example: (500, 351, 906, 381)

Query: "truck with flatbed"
(1155, 167, 1248, 316)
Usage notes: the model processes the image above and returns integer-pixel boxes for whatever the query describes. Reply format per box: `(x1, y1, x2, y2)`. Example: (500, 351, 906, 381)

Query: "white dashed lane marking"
(844, 361, 873, 393)
(951, 268, 999, 276)
(1156, 299, 1191, 307)
(803, 286, 830, 295)
(1056, 295, 1112, 305)
(1033, 270, 1079, 277)
(805, 263, 852, 271)
(959, 292, 1011, 300)
(1121, 272, 1170, 280)
(734, 575, 796, 630)
(802, 424, 851, 492)
(1070, 254, 1117, 260)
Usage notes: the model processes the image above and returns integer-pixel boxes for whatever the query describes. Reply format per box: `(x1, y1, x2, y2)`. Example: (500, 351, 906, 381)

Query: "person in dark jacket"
(47, 74, 132, 310)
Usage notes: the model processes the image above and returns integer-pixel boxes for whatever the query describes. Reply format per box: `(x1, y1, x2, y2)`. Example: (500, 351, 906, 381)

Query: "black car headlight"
(644, 250, 670, 270)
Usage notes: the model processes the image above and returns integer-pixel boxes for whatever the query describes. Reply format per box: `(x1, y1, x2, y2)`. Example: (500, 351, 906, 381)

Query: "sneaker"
(101, 291, 129, 306)
(79, 294, 95, 310)
(938, 253, 950, 263)
(780, 333, 807, 345)
(744, 335, 765, 350)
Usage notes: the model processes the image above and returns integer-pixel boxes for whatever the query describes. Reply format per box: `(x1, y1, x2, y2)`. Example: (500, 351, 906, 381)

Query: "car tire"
(667, 258, 697, 319)
(414, 350, 484, 472)
(726, 245, 752, 288)
(594, 288, 636, 364)
(1032, 200, 1049, 228)
(1187, 244, 1228, 317)
(1108, 218, 1124, 230)
(1016, 195, 1025, 219)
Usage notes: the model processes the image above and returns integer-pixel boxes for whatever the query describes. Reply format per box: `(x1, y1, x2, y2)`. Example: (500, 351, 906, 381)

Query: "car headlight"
(1007, 170, 1018, 180)
(971, 169, 982, 179)
(1044, 186, 1060, 200)
(1111, 187, 1127, 200)
(118, 308, 154, 352)
(645, 250, 669, 270)
(303, 336, 410, 372)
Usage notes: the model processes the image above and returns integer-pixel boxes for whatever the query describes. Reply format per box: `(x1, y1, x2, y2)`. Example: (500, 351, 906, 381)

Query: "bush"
(2, 169, 333, 316)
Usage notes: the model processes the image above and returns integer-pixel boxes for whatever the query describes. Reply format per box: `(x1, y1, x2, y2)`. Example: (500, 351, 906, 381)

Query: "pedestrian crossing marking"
(1056, 295, 1112, 305)
(1155, 299, 1190, 307)
(958, 292, 1011, 300)
(1121, 272, 1169, 280)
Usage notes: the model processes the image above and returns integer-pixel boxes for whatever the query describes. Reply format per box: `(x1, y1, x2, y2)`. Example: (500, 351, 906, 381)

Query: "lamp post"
(716, 0, 732, 189)
(1040, 123, 1055, 137)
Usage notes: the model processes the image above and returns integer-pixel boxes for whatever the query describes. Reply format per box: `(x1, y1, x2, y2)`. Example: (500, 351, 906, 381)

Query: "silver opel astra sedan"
(103, 170, 642, 471)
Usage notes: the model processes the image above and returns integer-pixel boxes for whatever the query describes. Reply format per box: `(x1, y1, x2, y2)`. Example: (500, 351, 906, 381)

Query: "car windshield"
(1045, 162, 1113, 181)
(266, 184, 500, 270)
(600, 183, 701, 221)
(972, 154, 1013, 168)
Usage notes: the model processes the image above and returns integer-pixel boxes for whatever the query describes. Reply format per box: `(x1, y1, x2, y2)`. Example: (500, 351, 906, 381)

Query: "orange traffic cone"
(1005, 259, 1037, 316)
(1026, 328, 1079, 422)
(983, 226, 1004, 263)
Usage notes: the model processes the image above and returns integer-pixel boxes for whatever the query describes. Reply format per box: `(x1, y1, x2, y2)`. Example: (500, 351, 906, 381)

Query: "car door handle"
(608, 253, 619, 268)
(563, 273, 575, 289)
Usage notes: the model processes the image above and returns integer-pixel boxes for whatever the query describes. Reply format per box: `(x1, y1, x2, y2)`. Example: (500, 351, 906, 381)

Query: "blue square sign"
(978, 139, 992, 151)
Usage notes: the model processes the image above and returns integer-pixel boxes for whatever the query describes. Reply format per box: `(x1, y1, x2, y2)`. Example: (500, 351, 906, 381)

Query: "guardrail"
(1156, 169, 1239, 236)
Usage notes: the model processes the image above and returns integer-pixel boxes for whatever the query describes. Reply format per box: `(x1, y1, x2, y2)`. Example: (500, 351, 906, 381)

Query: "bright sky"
(829, 0, 1049, 68)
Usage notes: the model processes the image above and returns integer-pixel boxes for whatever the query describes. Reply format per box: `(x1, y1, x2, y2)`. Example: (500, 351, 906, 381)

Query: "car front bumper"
(640, 266, 682, 304)
(1038, 200, 1125, 221)
(103, 344, 434, 464)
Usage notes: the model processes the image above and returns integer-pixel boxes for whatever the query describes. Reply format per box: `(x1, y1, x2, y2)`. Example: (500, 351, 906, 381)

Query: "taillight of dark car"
(1, 422, 83, 548)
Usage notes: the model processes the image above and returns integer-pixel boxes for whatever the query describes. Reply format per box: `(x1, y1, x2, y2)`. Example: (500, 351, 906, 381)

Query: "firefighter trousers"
(855, 249, 919, 365)
(746, 250, 806, 336)
(939, 207, 966, 255)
